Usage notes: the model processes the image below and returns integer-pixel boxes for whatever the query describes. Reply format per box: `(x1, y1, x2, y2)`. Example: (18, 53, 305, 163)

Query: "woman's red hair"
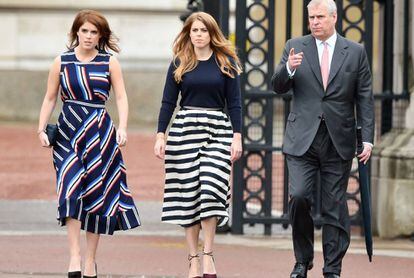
(68, 9, 120, 53)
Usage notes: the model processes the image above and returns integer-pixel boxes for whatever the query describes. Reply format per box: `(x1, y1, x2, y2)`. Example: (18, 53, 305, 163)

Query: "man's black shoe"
(290, 261, 313, 278)
(324, 274, 340, 278)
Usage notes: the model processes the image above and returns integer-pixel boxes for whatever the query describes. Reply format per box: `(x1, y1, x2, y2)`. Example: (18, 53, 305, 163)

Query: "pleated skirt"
(52, 101, 140, 235)
(161, 108, 233, 227)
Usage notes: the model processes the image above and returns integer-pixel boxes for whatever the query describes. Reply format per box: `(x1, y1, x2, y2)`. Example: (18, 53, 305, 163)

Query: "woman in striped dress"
(154, 12, 242, 278)
(38, 10, 140, 278)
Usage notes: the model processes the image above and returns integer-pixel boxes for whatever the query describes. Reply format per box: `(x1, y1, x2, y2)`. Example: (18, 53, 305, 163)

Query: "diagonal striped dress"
(52, 50, 140, 234)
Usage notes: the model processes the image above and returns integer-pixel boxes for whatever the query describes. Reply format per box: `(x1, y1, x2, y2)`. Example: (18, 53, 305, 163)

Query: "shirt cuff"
(286, 63, 296, 78)
(363, 142, 373, 148)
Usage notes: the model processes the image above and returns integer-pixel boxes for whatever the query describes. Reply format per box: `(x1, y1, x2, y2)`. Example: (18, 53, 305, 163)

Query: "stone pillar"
(372, 129, 414, 238)
(407, 0, 414, 130)
(371, 0, 414, 238)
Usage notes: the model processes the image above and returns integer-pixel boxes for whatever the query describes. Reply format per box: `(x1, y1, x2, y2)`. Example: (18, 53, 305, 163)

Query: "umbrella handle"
(356, 126, 363, 155)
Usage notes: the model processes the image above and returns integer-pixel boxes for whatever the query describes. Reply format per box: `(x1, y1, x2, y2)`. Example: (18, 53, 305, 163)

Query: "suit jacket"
(272, 34, 375, 160)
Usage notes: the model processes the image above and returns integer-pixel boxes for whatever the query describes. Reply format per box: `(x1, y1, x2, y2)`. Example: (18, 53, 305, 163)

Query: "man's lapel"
(327, 35, 349, 93)
(302, 36, 323, 90)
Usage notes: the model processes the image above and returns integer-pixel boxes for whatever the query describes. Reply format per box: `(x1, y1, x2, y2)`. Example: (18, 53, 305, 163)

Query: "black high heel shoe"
(82, 263, 97, 278)
(68, 271, 81, 278)
(202, 251, 217, 278)
(188, 254, 202, 278)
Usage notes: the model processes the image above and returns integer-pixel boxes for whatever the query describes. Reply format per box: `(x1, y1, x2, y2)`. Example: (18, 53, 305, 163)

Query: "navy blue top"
(157, 54, 242, 133)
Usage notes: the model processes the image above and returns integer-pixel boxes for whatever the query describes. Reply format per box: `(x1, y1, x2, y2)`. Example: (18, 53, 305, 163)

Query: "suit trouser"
(286, 121, 352, 275)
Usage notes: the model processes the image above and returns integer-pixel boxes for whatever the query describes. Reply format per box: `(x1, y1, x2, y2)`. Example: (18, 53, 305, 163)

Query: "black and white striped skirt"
(161, 108, 233, 227)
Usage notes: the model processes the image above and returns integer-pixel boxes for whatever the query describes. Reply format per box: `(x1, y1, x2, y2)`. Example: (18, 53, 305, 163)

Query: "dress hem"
(161, 213, 229, 228)
(57, 200, 141, 235)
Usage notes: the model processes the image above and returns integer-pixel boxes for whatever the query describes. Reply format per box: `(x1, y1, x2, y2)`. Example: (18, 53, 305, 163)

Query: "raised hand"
(288, 48, 304, 71)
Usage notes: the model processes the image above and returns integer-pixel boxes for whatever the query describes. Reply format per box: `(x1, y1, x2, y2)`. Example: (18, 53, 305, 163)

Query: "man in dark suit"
(271, 0, 375, 277)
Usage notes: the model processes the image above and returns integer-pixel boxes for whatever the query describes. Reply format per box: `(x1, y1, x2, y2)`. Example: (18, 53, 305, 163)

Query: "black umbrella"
(356, 126, 373, 262)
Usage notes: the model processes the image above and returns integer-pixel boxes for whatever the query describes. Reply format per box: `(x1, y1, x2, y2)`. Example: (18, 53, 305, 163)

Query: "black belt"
(182, 106, 223, 111)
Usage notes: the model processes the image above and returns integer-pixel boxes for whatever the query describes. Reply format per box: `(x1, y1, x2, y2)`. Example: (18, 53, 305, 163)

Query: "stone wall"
(0, 69, 166, 128)
(0, 0, 186, 128)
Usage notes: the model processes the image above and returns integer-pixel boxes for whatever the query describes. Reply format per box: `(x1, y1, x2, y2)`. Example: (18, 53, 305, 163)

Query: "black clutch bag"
(45, 124, 58, 146)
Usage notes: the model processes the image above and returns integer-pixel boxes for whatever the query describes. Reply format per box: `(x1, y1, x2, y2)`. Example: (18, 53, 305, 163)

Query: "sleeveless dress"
(52, 50, 140, 234)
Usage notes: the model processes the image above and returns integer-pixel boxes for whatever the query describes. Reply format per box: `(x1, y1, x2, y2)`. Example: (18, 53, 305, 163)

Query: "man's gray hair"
(307, 0, 337, 15)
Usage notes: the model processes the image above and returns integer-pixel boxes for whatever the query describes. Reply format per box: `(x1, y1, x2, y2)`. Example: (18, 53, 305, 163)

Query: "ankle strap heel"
(188, 254, 202, 278)
(202, 251, 215, 262)
(202, 251, 217, 278)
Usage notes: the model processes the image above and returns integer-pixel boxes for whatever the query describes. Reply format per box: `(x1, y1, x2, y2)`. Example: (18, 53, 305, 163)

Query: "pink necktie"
(321, 42, 329, 90)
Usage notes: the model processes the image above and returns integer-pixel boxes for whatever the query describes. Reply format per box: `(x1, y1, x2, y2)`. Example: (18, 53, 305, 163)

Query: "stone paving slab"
(1, 124, 414, 277)
(1, 234, 414, 278)
(1, 200, 414, 278)
(0, 274, 174, 278)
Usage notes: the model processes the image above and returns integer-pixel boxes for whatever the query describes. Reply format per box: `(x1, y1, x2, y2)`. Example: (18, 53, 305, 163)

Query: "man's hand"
(288, 48, 304, 72)
(357, 143, 372, 164)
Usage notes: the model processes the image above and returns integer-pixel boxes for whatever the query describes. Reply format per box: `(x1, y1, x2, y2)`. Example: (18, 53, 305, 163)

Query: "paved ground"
(0, 122, 163, 201)
(1, 123, 414, 278)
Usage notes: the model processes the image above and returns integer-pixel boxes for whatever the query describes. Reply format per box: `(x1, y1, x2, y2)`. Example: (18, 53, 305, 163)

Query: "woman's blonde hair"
(172, 12, 242, 82)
